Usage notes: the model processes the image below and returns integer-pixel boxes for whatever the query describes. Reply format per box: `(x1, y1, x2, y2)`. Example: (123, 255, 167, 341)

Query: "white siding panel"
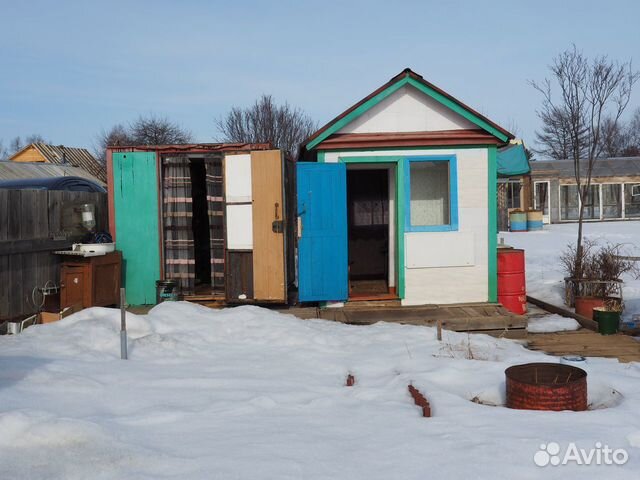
(338, 85, 476, 134)
(403, 265, 488, 305)
(224, 154, 252, 203)
(406, 232, 475, 268)
(226, 204, 253, 249)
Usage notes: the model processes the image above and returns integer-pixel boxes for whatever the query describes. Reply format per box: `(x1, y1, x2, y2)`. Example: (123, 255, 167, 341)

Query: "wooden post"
(437, 318, 442, 341)
(120, 287, 127, 360)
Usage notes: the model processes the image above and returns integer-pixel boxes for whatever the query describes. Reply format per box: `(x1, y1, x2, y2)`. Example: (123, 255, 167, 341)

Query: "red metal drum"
(497, 248, 527, 315)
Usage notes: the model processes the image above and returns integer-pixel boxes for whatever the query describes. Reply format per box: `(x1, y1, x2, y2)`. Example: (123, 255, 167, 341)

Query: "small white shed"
(297, 68, 514, 306)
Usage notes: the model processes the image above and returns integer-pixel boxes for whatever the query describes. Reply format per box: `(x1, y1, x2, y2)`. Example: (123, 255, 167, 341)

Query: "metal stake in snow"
(120, 287, 128, 360)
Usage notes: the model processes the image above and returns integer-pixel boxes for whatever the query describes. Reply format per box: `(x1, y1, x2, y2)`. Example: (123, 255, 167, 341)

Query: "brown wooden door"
(251, 150, 286, 301)
(61, 266, 85, 309)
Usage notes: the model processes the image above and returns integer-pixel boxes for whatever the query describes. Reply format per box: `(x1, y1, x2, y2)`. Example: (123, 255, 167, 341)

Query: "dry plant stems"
(561, 240, 639, 303)
(602, 298, 624, 313)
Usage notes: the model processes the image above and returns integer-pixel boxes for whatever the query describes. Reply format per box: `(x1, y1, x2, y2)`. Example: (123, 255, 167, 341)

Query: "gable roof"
(10, 143, 106, 182)
(303, 68, 514, 151)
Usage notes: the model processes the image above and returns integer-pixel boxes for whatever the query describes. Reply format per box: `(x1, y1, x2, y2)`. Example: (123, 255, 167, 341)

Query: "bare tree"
(5, 134, 48, 157)
(94, 116, 193, 163)
(597, 111, 640, 157)
(93, 124, 134, 163)
(599, 116, 626, 157)
(531, 45, 639, 278)
(534, 107, 585, 160)
(0, 139, 8, 161)
(216, 94, 318, 158)
(129, 115, 193, 145)
(623, 107, 640, 156)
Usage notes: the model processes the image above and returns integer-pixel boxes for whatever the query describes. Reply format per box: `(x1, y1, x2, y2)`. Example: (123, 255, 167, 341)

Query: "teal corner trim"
(406, 78, 509, 143)
(317, 151, 325, 163)
(306, 74, 509, 151)
(396, 159, 406, 299)
(307, 80, 407, 150)
(488, 146, 498, 302)
(403, 155, 458, 232)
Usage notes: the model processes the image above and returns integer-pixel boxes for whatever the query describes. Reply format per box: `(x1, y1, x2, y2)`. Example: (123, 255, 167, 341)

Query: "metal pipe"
(120, 287, 127, 360)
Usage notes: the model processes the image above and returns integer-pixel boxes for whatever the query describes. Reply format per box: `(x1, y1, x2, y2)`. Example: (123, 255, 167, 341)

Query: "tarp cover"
(497, 143, 530, 177)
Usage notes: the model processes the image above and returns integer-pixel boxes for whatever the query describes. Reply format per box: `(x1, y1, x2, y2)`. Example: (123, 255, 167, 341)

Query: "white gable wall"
(337, 85, 477, 134)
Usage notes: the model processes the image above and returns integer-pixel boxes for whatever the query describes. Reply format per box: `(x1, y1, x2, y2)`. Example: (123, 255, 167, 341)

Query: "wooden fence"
(0, 189, 107, 321)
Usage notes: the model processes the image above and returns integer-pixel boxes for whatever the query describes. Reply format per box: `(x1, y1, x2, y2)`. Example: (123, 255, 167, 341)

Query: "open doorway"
(347, 166, 396, 300)
(189, 159, 212, 292)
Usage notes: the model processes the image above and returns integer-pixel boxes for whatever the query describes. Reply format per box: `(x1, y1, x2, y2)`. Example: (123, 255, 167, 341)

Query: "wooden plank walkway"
(283, 302, 528, 338)
(527, 330, 640, 363)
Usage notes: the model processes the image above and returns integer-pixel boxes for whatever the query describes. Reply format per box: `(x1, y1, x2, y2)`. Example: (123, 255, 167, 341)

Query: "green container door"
(112, 152, 161, 304)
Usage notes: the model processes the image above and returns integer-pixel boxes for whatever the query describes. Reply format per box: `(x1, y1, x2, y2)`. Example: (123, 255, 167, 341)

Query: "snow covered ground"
(2, 302, 640, 479)
(527, 314, 581, 333)
(503, 220, 640, 322)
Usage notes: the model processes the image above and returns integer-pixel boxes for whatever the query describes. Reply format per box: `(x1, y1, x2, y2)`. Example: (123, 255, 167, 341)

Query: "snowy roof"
(530, 157, 640, 179)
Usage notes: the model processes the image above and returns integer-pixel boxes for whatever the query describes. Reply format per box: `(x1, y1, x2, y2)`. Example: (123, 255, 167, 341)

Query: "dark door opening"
(189, 159, 212, 291)
(347, 168, 390, 298)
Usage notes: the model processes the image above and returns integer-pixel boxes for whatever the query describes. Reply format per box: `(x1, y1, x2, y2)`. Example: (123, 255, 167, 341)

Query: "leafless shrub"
(594, 243, 639, 283)
(560, 238, 598, 280)
(562, 240, 639, 301)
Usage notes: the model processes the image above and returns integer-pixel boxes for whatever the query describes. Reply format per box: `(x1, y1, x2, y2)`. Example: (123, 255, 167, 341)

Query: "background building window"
(506, 182, 522, 209)
(602, 184, 622, 219)
(582, 184, 600, 220)
(560, 185, 579, 220)
(625, 184, 640, 218)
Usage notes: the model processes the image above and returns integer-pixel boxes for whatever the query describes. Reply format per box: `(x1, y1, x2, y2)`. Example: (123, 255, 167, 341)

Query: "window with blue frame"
(405, 156, 458, 232)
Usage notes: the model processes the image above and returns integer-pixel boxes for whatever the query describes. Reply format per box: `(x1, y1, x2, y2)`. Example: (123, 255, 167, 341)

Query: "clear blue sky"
(1, 0, 639, 153)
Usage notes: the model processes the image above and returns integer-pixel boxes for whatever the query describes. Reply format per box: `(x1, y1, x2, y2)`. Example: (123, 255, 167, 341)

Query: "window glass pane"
(583, 185, 600, 219)
(625, 184, 640, 218)
(507, 182, 521, 209)
(534, 182, 549, 215)
(410, 161, 449, 226)
(602, 184, 622, 219)
(560, 185, 579, 220)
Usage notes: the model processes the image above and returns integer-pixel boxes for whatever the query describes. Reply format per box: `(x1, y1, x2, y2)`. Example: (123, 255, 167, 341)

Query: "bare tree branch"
(94, 115, 193, 163)
(531, 45, 639, 279)
(216, 94, 317, 158)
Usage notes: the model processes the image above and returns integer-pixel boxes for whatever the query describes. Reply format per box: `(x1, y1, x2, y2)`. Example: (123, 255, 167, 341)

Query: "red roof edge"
(106, 142, 273, 153)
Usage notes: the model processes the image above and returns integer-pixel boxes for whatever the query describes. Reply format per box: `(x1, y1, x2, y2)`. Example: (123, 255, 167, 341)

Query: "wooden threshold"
(348, 293, 399, 302)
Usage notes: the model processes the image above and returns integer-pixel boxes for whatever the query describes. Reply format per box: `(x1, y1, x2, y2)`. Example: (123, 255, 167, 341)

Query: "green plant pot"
(594, 308, 620, 335)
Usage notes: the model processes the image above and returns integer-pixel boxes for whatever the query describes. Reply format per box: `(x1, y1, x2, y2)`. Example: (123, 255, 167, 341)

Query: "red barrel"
(497, 248, 527, 315)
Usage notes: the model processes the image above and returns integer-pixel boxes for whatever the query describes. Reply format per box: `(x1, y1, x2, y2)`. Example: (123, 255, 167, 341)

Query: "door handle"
(297, 216, 303, 238)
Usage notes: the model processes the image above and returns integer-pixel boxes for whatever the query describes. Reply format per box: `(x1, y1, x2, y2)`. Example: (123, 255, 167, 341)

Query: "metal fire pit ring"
(505, 362, 587, 411)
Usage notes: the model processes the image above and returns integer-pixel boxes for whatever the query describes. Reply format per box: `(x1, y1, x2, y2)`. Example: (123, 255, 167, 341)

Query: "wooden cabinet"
(60, 251, 122, 309)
